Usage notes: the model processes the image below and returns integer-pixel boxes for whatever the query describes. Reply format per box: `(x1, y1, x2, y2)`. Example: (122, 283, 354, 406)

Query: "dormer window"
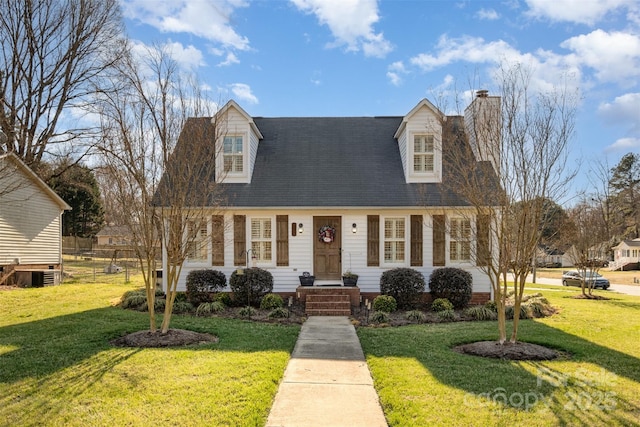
(413, 134, 434, 173)
(223, 136, 244, 173)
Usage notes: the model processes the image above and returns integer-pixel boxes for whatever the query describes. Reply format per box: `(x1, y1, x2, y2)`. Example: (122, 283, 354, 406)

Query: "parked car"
(561, 270, 610, 290)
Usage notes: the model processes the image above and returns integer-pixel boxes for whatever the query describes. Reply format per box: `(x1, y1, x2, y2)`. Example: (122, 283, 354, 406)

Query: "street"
(526, 275, 640, 297)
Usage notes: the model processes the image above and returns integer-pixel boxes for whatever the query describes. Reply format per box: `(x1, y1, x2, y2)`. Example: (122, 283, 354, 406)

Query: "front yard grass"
(2, 276, 639, 426)
(0, 283, 300, 427)
(358, 284, 640, 426)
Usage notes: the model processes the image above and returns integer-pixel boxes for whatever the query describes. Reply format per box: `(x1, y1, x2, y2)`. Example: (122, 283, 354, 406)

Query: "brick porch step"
(305, 294, 351, 316)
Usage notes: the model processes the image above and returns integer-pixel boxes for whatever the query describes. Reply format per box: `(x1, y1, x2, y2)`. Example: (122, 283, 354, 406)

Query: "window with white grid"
(384, 217, 405, 263)
(223, 136, 243, 173)
(413, 134, 434, 173)
(187, 222, 208, 261)
(450, 218, 471, 262)
(251, 218, 272, 262)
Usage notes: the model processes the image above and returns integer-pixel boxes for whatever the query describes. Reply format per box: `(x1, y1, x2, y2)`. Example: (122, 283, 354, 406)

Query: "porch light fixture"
(298, 223, 304, 234)
(352, 223, 357, 234)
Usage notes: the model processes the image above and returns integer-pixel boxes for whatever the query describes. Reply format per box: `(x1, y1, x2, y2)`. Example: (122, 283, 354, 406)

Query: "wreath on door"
(318, 225, 336, 243)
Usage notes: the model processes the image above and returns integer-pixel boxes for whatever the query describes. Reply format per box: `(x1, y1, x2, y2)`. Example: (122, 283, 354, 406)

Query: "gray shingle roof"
(217, 116, 472, 208)
(156, 115, 498, 208)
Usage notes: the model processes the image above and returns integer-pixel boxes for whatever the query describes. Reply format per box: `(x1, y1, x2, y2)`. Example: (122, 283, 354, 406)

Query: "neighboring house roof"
(614, 238, 640, 249)
(96, 225, 131, 237)
(0, 152, 71, 211)
(156, 104, 499, 209)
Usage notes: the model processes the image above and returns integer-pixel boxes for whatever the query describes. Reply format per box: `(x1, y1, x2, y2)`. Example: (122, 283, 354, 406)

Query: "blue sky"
(121, 0, 639, 192)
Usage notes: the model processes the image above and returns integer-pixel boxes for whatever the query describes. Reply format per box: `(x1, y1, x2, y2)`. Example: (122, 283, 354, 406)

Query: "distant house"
(536, 245, 573, 268)
(0, 153, 71, 286)
(611, 239, 640, 271)
(157, 96, 502, 306)
(96, 225, 133, 247)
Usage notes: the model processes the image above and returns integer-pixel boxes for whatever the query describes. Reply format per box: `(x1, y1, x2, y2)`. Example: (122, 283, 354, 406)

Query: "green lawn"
(0, 282, 300, 427)
(2, 279, 639, 426)
(358, 284, 640, 426)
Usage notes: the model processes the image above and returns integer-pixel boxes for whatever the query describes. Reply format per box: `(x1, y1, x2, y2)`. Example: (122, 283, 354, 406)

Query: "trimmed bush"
(239, 306, 256, 317)
(431, 298, 454, 312)
(484, 300, 498, 313)
(154, 298, 166, 311)
(505, 304, 531, 320)
(379, 268, 425, 309)
(212, 292, 232, 307)
(122, 292, 147, 309)
(405, 310, 427, 323)
(371, 311, 390, 324)
(260, 293, 284, 310)
(429, 268, 473, 309)
(186, 269, 227, 305)
(373, 295, 397, 313)
(437, 308, 456, 322)
(172, 301, 194, 314)
(230, 268, 274, 307)
(268, 307, 290, 319)
(464, 305, 497, 321)
(196, 301, 226, 316)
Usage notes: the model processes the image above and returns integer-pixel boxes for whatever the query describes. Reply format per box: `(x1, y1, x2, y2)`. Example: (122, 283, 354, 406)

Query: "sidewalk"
(266, 316, 388, 427)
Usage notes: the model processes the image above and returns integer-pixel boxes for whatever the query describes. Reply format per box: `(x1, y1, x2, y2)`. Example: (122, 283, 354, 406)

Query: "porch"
(296, 284, 362, 316)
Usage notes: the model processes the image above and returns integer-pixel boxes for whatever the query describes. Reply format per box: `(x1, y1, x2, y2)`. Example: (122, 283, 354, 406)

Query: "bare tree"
(441, 63, 578, 343)
(96, 44, 226, 333)
(565, 199, 608, 296)
(0, 0, 125, 170)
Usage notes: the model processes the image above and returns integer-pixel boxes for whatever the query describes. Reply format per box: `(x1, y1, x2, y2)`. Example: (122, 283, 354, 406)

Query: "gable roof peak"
(213, 99, 263, 139)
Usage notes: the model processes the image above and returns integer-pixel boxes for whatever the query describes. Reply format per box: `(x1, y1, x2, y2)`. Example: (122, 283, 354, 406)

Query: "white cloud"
(599, 92, 640, 142)
(408, 34, 594, 96)
(476, 8, 500, 20)
(129, 40, 205, 71)
(410, 35, 522, 71)
(291, 0, 393, 58)
(524, 0, 636, 25)
(598, 93, 640, 123)
(561, 30, 640, 86)
(164, 41, 205, 69)
(606, 137, 640, 152)
(229, 83, 258, 104)
(122, 0, 250, 50)
(386, 61, 407, 86)
(218, 52, 240, 67)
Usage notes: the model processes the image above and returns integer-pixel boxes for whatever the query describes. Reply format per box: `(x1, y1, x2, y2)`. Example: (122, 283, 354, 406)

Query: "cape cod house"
(0, 153, 71, 286)
(159, 95, 501, 308)
(611, 238, 640, 271)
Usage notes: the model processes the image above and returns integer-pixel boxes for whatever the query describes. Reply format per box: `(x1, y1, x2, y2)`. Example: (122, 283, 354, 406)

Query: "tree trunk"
(145, 258, 157, 332)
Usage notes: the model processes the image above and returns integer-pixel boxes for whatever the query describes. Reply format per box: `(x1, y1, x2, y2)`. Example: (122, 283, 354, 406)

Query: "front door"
(313, 216, 341, 280)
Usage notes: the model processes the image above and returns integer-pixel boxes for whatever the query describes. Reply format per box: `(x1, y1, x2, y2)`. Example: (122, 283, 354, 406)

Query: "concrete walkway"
(266, 316, 388, 427)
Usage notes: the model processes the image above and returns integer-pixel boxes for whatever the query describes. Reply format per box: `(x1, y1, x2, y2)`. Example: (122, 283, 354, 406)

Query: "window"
(384, 218, 405, 263)
(251, 218, 272, 262)
(223, 136, 243, 173)
(187, 222, 208, 261)
(413, 134, 434, 173)
(450, 218, 471, 262)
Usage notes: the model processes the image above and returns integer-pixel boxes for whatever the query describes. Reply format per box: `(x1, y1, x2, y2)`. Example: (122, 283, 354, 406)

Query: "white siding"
(168, 209, 491, 295)
(216, 106, 254, 184)
(397, 131, 408, 179)
(404, 106, 442, 183)
(0, 164, 64, 265)
(248, 130, 260, 181)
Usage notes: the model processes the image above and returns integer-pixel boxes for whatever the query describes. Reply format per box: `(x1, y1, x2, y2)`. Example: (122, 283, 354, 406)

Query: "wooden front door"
(313, 216, 341, 280)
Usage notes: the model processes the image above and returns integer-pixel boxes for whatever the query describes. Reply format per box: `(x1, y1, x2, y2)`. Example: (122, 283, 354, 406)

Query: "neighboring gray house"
(159, 97, 501, 305)
(0, 153, 71, 286)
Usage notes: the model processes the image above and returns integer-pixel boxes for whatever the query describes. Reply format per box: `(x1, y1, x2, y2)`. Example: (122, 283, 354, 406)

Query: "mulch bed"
(111, 329, 219, 348)
(453, 341, 562, 360)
